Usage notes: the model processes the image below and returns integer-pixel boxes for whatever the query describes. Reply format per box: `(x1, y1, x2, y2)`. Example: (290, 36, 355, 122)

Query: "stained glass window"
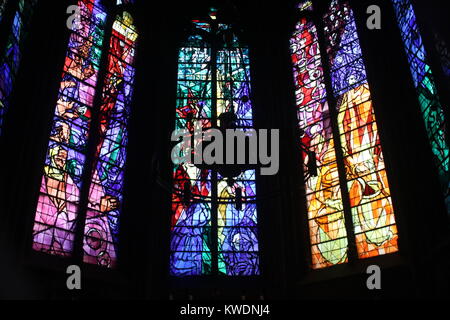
(171, 19, 259, 276)
(290, 11, 348, 268)
(32, 0, 137, 268)
(290, 0, 398, 269)
(392, 0, 450, 212)
(83, 11, 137, 267)
(0, 0, 37, 135)
(32, 0, 108, 257)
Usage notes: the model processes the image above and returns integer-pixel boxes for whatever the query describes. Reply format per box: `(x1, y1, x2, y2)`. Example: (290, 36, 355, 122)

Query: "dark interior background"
(0, 0, 449, 299)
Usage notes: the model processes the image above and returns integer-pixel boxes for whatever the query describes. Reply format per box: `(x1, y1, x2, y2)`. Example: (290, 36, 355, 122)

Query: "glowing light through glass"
(171, 20, 259, 276)
(82, 11, 137, 268)
(290, 0, 399, 268)
(324, 0, 398, 259)
(32, 0, 107, 256)
(290, 17, 348, 269)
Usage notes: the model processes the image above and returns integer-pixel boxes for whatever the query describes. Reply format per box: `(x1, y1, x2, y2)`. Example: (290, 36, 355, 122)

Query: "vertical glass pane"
(82, 11, 137, 268)
(32, 0, 107, 257)
(324, 0, 398, 259)
(290, 16, 349, 269)
(171, 20, 259, 276)
(171, 22, 213, 276)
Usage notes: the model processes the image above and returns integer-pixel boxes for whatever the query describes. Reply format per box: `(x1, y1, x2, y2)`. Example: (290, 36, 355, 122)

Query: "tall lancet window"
(392, 0, 450, 213)
(0, 0, 37, 134)
(32, 0, 137, 268)
(290, 0, 398, 269)
(171, 13, 259, 276)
